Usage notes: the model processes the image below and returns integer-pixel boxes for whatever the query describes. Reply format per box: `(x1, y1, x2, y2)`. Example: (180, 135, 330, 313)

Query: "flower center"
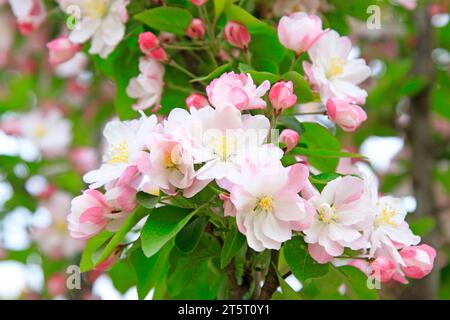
(108, 140, 129, 164)
(257, 196, 273, 212)
(212, 135, 236, 161)
(376, 203, 398, 227)
(318, 203, 337, 223)
(84, 0, 109, 19)
(326, 57, 346, 78)
(163, 153, 176, 169)
(34, 124, 47, 138)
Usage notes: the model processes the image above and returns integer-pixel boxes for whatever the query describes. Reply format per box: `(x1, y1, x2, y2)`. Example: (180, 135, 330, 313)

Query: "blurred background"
(0, 0, 449, 299)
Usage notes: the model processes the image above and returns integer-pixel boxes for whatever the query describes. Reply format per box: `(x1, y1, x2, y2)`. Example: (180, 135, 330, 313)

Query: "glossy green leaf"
(135, 7, 193, 35)
(292, 147, 366, 159)
(80, 231, 114, 272)
(175, 216, 207, 253)
(282, 71, 315, 103)
(220, 227, 246, 268)
(136, 192, 159, 209)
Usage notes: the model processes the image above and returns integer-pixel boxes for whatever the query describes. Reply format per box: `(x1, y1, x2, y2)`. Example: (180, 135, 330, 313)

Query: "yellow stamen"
(84, 0, 109, 19)
(318, 203, 337, 223)
(376, 203, 398, 227)
(212, 135, 236, 161)
(326, 57, 346, 78)
(34, 125, 47, 138)
(163, 153, 176, 168)
(108, 141, 129, 164)
(257, 196, 273, 212)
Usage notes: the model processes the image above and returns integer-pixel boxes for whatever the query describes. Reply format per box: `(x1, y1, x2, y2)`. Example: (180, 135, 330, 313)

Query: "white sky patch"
(360, 136, 404, 174)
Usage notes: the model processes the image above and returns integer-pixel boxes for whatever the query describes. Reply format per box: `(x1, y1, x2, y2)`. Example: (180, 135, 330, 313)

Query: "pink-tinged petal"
(283, 163, 309, 194)
(79, 207, 108, 225)
(308, 243, 334, 264)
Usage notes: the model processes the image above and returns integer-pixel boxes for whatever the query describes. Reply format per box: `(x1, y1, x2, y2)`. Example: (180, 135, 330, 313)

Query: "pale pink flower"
(370, 256, 397, 282)
(269, 81, 297, 111)
(369, 196, 421, 266)
(185, 93, 208, 110)
(54, 52, 89, 78)
(206, 72, 270, 111)
(277, 12, 324, 55)
(126, 57, 165, 111)
(9, 0, 46, 35)
(138, 31, 168, 62)
(279, 129, 299, 152)
(326, 98, 367, 132)
(47, 273, 67, 297)
(68, 182, 136, 240)
(230, 161, 314, 251)
(67, 0, 129, 58)
(303, 30, 372, 104)
(47, 37, 80, 65)
(187, 18, 205, 40)
(304, 176, 372, 263)
(83, 115, 157, 188)
(20, 109, 72, 158)
(400, 244, 436, 279)
(224, 21, 251, 49)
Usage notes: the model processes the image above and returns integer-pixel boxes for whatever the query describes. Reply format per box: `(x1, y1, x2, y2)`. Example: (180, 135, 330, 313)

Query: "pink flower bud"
(191, 0, 208, 6)
(187, 18, 206, 40)
(279, 129, 299, 152)
(138, 32, 168, 62)
(224, 21, 251, 49)
(186, 93, 208, 110)
(370, 256, 397, 282)
(277, 12, 324, 55)
(47, 37, 80, 65)
(400, 244, 436, 279)
(326, 98, 367, 132)
(269, 81, 297, 111)
(47, 273, 67, 297)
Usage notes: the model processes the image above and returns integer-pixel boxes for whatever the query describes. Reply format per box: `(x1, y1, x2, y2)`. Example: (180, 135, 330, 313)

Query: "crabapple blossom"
(279, 129, 299, 152)
(187, 19, 206, 40)
(68, 181, 137, 240)
(83, 114, 157, 188)
(54, 52, 89, 78)
(326, 98, 367, 132)
(66, 0, 129, 58)
(370, 256, 397, 282)
(206, 72, 270, 111)
(126, 57, 165, 111)
(8, 0, 46, 35)
(304, 176, 372, 264)
(230, 161, 314, 251)
(369, 196, 421, 266)
(400, 244, 436, 279)
(47, 37, 81, 65)
(303, 30, 372, 104)
(277, 12, 325, 55)
(269, 81, 298, 112)
(138, 31, 168, 62)
(20, 109, 72, 158)
(224, 21, 251, 49)
(185, 93, 209, 110)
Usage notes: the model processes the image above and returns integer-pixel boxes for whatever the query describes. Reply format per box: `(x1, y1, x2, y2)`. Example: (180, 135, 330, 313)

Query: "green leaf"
(80, 231, 114, 272)
(108, 260, 135, 294)
(141, 205, 196, 257)
(277, 116, 304, 134)
(94, 208, 148, 268)
(190, 63, 233, 83)
(175, 216, 207, 253)
(238, 63, 280, 84)
(300, 123, 341, 172)
(309, 173, 341, 191)
(220, 227, 246, 268)
(283, 71, 315, 103)
(224, 4, 266, 29)
(130, 244, 173, 300)
(214, 0, 231, 18)
(336, 266, 379, 300)
(409, 217, 436, 237)
(136, 192, 159, 209)
(283, 236, 329, 282)
(135, 7, 193, 35)
(292, 147, 366, 159)
(275, 270, 301, 300)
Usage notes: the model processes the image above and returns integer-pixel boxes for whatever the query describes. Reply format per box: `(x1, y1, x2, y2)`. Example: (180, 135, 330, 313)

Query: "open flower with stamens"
(230, 161, 314, 251)
(369, 196, 420, 265)
(83, 115, 157, 189)
(65, 0, 129, 58)
(304, 176, 372, 263)
(303, 30, 371, 104)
